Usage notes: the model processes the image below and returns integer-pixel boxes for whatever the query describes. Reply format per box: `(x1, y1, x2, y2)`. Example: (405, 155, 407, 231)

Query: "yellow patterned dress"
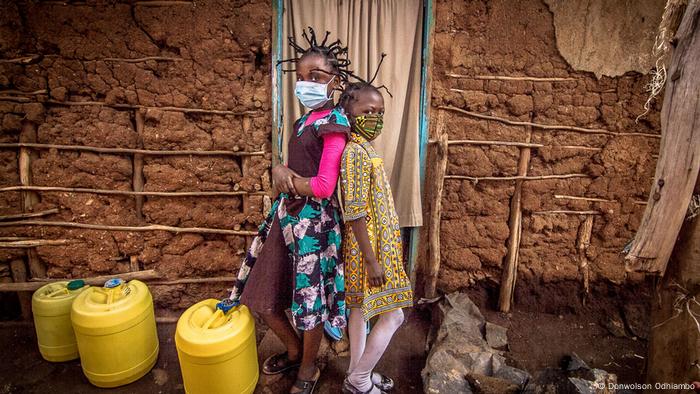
(340, 133, 413, 321)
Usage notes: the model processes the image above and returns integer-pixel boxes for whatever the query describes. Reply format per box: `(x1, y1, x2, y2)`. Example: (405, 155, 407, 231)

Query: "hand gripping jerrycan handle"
(200, 298, 240, 330)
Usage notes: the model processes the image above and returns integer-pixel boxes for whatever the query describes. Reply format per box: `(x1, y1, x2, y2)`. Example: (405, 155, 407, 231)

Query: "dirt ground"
(0, 300, 648, 393)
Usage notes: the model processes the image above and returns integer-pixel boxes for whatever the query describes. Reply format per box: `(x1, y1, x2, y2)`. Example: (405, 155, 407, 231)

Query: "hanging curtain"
(280, 0, 424, 227)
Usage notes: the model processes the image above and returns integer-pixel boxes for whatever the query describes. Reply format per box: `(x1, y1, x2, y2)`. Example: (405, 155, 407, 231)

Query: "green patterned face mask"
(354, 114, 384, 141)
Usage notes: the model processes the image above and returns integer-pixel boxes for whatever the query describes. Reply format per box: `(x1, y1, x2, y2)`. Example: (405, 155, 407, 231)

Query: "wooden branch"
(103, 57, 183, 63)
(19, 123, 45, 279)
(0, 237, 32, 241)
(554, 195, 614, 203)
(45, 100, 261, 116)
(0, 96, 31, 103)
(150, 276, 235, 285)
(0, 90, 47, 96)
(429, 138, 543, 148)
(499, 115, 533, 313)
(0, 239, 71, 248)
(2, 269, 161, 292)
(9, 260, 31, 317)
(0, 142, 265, 157)
(129, 256, 140, 272)
(555, 145, 603, 152)
(424, 111, 448, 299)
(133, 110, 145, 219)
(577, 215, 594, 301)
(0, 55, 41, 64)
(0, 208, 59, 221)
(447, 73, 577, 82)
(134, 1, 195, 6)
(532, 210, 602, 215)
(0, 185, 265, 197)
(626, 1, 700, 274)
(439, 105, 661, 139)
(0, 220, 257, 236)
(444, 173, 590, 182)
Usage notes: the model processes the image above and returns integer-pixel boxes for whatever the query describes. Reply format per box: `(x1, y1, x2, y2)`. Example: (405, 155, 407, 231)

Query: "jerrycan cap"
(67, 279, 86, 291)
(104, 278, 123, 288)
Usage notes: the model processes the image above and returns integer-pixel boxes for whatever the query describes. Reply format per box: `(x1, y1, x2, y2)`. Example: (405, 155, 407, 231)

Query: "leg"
(260, 310, 303, 362)
(290, 324, 324, 393)
(347, 309, 405, 392)
(347, 307, 367, 374)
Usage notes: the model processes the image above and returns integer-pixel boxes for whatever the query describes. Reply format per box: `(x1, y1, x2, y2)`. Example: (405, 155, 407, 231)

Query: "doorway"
(270, 0, 434, 275)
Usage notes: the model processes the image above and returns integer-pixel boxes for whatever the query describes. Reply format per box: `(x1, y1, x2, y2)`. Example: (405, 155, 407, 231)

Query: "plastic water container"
(71, 278, 159, 388)
(32, 280, 88, 361)
(175, 299, 258, 394)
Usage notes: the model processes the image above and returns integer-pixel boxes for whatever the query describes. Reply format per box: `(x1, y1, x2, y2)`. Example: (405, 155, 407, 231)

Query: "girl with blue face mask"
(228, 28, 351, 394)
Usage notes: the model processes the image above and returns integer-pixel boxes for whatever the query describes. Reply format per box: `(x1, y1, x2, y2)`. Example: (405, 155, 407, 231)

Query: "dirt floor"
(0, 299, 648, 393)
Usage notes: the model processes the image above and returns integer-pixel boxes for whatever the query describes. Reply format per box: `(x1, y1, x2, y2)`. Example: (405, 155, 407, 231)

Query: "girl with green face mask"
(338, 82, 413, 394)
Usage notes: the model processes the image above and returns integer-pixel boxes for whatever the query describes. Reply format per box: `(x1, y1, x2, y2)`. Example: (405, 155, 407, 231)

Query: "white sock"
(347, 309, 404, 392)
(347, 307, 366, 375)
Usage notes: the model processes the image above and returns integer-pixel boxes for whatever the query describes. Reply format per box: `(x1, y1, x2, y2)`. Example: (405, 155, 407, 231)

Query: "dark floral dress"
(230, 103, 349, 331)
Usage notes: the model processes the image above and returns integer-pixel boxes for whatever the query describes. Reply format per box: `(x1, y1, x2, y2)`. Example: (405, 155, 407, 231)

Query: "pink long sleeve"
(309, 132, 347, 198)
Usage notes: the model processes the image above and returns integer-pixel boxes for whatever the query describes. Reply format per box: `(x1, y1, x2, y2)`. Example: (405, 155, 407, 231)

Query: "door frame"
(270, 0, 435, 277)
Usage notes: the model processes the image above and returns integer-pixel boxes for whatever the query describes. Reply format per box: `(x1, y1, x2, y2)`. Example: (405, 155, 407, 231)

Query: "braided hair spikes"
(278, 26, 352, 84)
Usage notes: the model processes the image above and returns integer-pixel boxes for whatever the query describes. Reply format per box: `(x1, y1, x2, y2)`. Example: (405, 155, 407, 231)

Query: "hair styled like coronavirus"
(339, 53, 393, 110)
(278, 27, 353, 84)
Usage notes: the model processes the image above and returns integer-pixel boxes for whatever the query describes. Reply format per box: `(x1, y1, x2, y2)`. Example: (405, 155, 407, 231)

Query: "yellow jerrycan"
(175, 298, 258, 394)
(71, 278, 159, 388)
(32, 280, 88, 361)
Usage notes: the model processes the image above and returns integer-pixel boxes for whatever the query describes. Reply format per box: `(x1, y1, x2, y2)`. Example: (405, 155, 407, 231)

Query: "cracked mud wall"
(0, 0, 272, 310)
(429, 0, 661, 309)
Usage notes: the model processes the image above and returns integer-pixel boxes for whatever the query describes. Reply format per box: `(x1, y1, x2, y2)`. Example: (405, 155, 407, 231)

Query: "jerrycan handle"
(216, 298, 240, 313)
(201, 299, 240, 330)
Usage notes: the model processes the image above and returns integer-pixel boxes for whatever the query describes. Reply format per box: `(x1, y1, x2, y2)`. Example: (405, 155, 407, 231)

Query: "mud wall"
(0, 0, 272, 311)
(429, 0, 661, 304)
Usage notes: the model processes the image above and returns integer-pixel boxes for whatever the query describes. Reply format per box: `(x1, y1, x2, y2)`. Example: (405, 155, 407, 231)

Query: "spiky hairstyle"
(339, 53, 392, 110)
(279, 27, 352, 83)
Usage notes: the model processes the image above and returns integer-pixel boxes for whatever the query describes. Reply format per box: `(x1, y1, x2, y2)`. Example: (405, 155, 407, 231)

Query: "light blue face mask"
(294, 76, 335, 109)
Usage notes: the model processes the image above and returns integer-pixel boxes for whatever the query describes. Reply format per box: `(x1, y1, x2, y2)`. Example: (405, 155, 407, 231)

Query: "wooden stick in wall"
(498, 115, 534, 313)
(1, 269, 161, 292)
(0, 239, 71, 248)
(0, 220, 257, 236)
(444, 174, 589, 182)
(577, 215, 594, 302)
(240, 116, 254, 249)
(0, 185, 265, 197)
(0, 142, 266, 157)
(446, 73, 578, 82)
(9, 259, 31, 318)
(19, 122, 46, 279)
(133, 110, 146, 220)
(0, 208, 59, 221)
(424, 111, 448, 299)
(439, 105, 661, 139)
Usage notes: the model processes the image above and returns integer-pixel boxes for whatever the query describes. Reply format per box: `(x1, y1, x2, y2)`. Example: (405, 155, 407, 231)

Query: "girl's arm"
(291, 132, 347, 197)
(348, 217, 386, 287)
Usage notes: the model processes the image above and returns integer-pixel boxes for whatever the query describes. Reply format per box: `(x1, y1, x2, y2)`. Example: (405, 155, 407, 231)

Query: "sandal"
(290, 367, 321, 394)
(371, 372, 394, 391)
(342, 377, 387, 394)
(262, 352, 301, 375)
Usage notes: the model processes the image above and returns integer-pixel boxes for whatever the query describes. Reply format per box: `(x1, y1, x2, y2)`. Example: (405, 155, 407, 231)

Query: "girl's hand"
(271, 164, 300, 195)
(366, 259, 386, 288)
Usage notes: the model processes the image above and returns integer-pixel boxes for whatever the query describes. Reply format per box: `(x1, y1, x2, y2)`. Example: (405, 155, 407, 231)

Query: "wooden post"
(129, 255, 140, 272)
(498, 114, 533, 313)
(241, 116, 253, 250)
(424, 111, 447, 299)
(647, 175, 700, 385)
(133, 110, 146, 220)
(626, 0, 700, 275)
(19, 121, 46, 279)
(9, 259, 31, 319)
(576, 215, 594, 302)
